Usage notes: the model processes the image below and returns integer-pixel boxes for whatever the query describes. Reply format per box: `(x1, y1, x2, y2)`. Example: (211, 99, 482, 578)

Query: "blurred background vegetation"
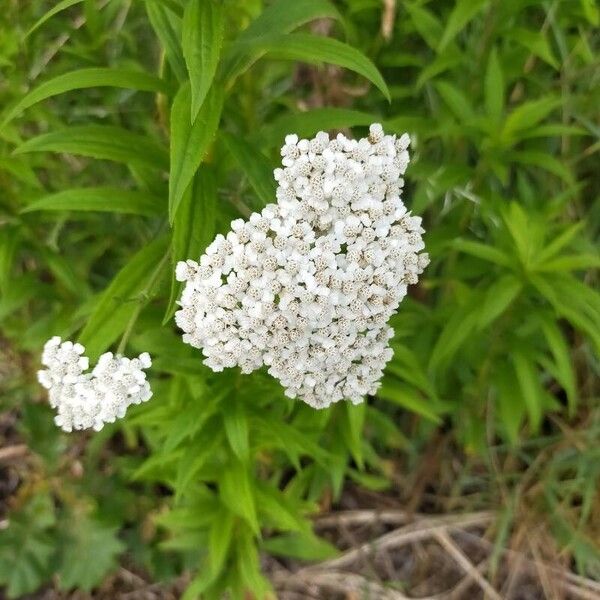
(0, 0, 598, 598)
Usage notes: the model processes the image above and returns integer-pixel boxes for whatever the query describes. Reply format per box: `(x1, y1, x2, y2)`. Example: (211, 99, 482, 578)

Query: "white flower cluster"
(175, 124, 429, 408)
(37, 337, 152, 432)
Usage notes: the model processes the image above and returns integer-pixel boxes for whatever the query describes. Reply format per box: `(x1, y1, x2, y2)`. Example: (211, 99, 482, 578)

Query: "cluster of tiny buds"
(37, 337, 152, 432)
(176, 124, 429, 409)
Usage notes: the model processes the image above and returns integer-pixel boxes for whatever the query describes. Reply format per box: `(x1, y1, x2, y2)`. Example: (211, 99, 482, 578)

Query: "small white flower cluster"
(37, 337, 152, 432)
(175, 124, 429, 408)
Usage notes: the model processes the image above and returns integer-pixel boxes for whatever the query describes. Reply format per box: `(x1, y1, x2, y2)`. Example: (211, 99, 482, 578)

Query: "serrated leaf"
(2, 68, 170, 126)
(78, 235, 169, 360)
(228, 33, 390, 101)
(221, 132, 276, 208)
(221, 0, 343, 79)
(169, 82, 223, 222)
(57, 517, 124, 592)
(16, 125, 169, 171)
(484, 46, 504, 120)
(164, 167, 217, 322)
(219, 459, 259, 534)
(21, 187, 164, 216)
(437, 0, 487, 51)
(182, 0, 224, 120)
(0, 494, 55, 599)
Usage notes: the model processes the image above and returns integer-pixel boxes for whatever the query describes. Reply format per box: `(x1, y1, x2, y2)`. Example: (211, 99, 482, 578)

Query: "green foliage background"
(0, 0, 598, 597)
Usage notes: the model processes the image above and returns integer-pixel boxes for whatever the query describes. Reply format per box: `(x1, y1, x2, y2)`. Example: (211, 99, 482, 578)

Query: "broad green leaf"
(221, 132, 276, 208)
(165, 167, 217, 322)
(0, 494, 55, 599)
(477, 275, 522, 329)
(378, 380, 441, 423)
(21, 187, 164, 216)
(221, 0, 343, 79)
(262, 532, 339, 561)
(57, 517, 124, 591)
(438, 0, 487, 50)
(182, 0, 224, 120)
(229, 33, 390, 101)
(25, 0, 84, 37)
(510, 28, 559, 69)
(484, 46, 504, 120)
(2, 68, 170, 126)
(16, 125, 169, 171)
(146, 2, 187, 81)
(512, 352, 543, 431)
(169, 82, 223, 222)
(219, 459, 259, 534)
(78, 235, 169, 360)
(259, 108, 374, 147)
(224, 400, 250, 462)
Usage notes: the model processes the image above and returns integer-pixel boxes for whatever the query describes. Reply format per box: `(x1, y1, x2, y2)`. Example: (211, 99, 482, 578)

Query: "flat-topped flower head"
(175, 125, 429, 409)
(38, 337, 152, 431)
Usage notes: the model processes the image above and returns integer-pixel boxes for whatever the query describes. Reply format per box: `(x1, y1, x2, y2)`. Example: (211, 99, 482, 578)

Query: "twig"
(433, 530, 503, 600)
(304, 512, 493, 572)
(315, 509, 411, 528)
(0, 444, 28, 461)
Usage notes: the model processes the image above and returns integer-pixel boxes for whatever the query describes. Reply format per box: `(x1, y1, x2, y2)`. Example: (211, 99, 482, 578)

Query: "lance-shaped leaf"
(78, 235, 169, 360)
(225, 33, 390, 101)
(2, 68, 171, 126)
(169, 82, 223, 221)
(16, 125, 169, 171)
(182, 0, 224, 120)
(146, 1, 187, 81)
(21, 187, 164, 216)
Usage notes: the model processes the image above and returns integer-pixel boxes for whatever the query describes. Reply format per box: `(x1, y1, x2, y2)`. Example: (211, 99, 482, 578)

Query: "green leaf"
(255, 484, 307, 532)
(146, 2, 187, 81)
(477, 274, 522, 329)
(536, 253, 600, 272)
(437, 0, 487, 50)
(182, 0, 224, 120)
(78, 235, 169, 360)
(2, 68, 170, 126)
(25, 0, 84, 37)
(169, 82, 223, 222)
(342, 402, 366, 469)
(221, 132, 276, 208)
(378, 380, 441, 423)
(435, 80, 475, 122)
(21, 187, 164, 216)
(259, 108, 374, 147)
(262, 532, 339, 561)
(221, 0, 343, 79)
(57, 517, 124, 591)
(512, 150, 574, 184)
(512, 352, 543, 432)
(224, 400, 250, 462)
(16, 125, 169, 171)
(501, 97, 562, 143)
(452, 238, 513, 267)
(229, 33, 390, 101)
(405, 3, 443, 50)
(164, 167, 217, 322)
(219, 459, 259, 534)
(494, 365, 525, 445)
(0, 494, 55, 599)
(484, 46, 504, 120)
(537, 222, 585, 264)
(208, 507, 234, 576)
(510, 28, 559, 69)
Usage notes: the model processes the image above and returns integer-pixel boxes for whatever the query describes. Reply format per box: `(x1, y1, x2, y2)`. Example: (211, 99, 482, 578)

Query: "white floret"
(175, 125, 429, 409)
(37, 338, 152, 431)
